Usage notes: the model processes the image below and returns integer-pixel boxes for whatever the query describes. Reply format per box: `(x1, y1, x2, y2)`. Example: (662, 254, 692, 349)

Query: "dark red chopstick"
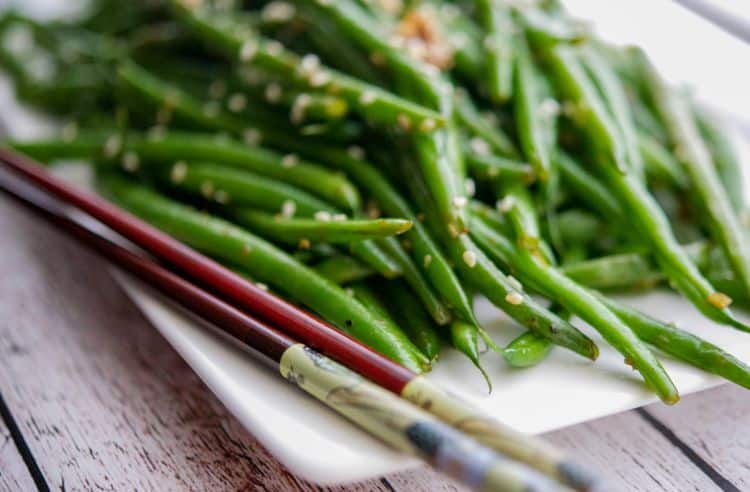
(0, 148, 414, 392)
(0, 168, 296, 361)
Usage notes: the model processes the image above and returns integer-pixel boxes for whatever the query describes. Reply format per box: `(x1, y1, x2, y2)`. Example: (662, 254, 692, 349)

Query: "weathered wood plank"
(0, 197, 455, 491)
(0, 405, 37, 492)
(646, 384, 750, 491)
(545, 410, 720, 492)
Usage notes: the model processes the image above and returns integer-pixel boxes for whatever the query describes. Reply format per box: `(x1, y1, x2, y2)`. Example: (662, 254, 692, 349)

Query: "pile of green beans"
(3, 0, 750, 402)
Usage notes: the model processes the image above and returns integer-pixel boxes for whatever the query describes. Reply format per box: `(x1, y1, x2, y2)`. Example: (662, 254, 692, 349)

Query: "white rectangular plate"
(4, 0, 750, 485)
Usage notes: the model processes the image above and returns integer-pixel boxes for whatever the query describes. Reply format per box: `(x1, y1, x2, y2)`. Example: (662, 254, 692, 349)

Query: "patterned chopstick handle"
(402, 376, 602, 491)
(279, 344, 561, 492)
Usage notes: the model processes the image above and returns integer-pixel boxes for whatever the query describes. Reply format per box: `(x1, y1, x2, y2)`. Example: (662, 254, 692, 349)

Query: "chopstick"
(0, 149, 602, 491)
(0, 169, 566, 492)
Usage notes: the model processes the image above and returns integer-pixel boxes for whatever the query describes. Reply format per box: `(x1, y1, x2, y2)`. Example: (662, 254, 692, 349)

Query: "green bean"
(273, 141, 479, 327)
(99, 174, 430, 372)
(579, 45, 643, 176)
(382, 280, 443, 361)
(376, 237, 452, 325)
(598, 162, 748, 330)
(469, 215, 679, 404)
(455, 88, 519, 158)
(138, 132, 360, 211)
(170, 0, 445, 129)
(230, 209, 413, 244)
(561, 252, 662, 291)
(639, 132, 689, 189)
(313, 255, 375, 285)
(348, 240, 403, 279)
(476, 0, 515, 103)
(643, 60, 750, 304)
(503, 331, 554, 368)
(556, 151, 623, 222)
(402, 152, 599, 360)
(450, 320, 491, 391)
(514, 38, 556, 181)
(465, 148, 535, 185)
(556, 209, 601, 247)
(542, 45, 628, 172)
(517, 7, 588, 46)
(152, 162, 336, 217)
(600, 297, 750, 390)
(695, 108, 746, 212)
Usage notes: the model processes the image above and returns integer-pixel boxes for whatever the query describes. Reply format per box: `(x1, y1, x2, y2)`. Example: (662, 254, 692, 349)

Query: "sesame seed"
(238, 40, 258, 62)
(103, 135, 122, 158)
(281, 154, 299, 168)
(208, 79, 227, 99)
(345, 287, 354, 297)
(447, 223, 459, 238)
(171, 161, 188, 183)
(280, 199, 296, 218)
(470, 137, 490, 156)
(369, 51, 386, 66)
(121, 152, 140, 172)
(707, 292, 732, 309)
(397, 113, 412, 131)
(505, 291, 524, 305)
(243, 128, 262, 145)
(418, 118, 437, 133)
(462, 250, 477, 268)
(290, 93, 312, 124)
(214, 190, 229, 204)
(227, 93, 247, 113)
(452, 196, 468, 208)
(332, 213, 347, 221)
(423, 254, 432, 267)
(261, 1, 295, 22)
(200, 181, 215, 198)
(496, 196, 515, 213)
(298, 238, 311, 249)
(300, 54, 321, 74)
(507, 275, 523, 292)
(538, 98, 561, 119)
(256, 282, 269, 291)
(359, 90, 377, 105)
(464, 178, 476, 197)
(265, 83, 283, 103)
(308, 70, 331, 87)
(347, 145, 365, 160)
(314, 211, 332, 221)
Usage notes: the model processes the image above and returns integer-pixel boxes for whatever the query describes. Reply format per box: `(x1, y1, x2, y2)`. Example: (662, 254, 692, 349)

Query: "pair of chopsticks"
(0, 148, 603, 492)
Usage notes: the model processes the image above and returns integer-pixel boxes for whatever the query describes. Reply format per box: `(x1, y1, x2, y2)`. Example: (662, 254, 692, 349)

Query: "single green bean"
(377, 237, 452, 325)
(152, 161, 336, 217)
(313, 255, 375, 285)
(503, 331, 554, 368)
(230, 209, 412, 244)
(514, 38, 556, 181)
(99, 175, 430, 372)
(382, 280, 443, 361)
(450, 320, 491, 391)
(476, 0, 515, 103)
(455, 88, 519, 158)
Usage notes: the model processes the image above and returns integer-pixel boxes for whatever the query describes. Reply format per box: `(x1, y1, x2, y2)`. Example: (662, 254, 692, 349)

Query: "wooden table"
(1, 195, 749, 492)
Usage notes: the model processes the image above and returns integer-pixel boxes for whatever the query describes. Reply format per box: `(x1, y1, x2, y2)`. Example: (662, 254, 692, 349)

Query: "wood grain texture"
(645, 385, 750, 491)
(0, 409, 36, 492)
(0, 196, 459, 491)
(0, 192, 743, 491)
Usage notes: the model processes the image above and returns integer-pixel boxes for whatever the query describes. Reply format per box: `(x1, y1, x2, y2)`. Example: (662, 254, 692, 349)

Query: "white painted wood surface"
(2, 193, 750, 491)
